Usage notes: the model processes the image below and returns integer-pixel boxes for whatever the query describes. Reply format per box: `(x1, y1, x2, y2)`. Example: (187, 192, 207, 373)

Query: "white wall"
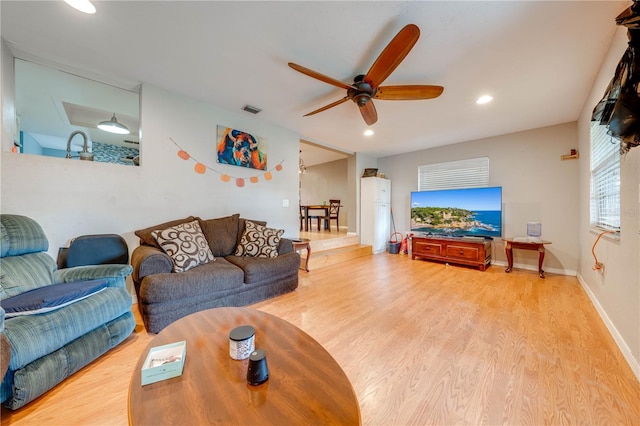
(1, 83, 301, 253)
(1, 38, 16, 154)
(138, 84, 300, 238)
(378, 122, 580, 275)
(576, 26, 640, 378)
(1, 55, 300, 296)
(346, 155, 358, 233)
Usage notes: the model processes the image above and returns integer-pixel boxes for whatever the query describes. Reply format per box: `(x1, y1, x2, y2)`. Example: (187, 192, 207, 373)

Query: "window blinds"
(590, 122, 620, 230)
(418, 157, 489, 191)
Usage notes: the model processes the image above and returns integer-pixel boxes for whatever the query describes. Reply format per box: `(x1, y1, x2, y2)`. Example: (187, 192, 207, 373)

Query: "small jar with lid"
(229, 325, 255, 360)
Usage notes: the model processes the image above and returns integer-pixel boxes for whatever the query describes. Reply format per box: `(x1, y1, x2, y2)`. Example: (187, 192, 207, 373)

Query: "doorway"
(299, 140, 352, 241)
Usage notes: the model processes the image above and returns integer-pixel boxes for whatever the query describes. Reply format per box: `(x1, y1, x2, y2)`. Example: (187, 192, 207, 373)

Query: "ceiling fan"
(288, 24, 444, 126)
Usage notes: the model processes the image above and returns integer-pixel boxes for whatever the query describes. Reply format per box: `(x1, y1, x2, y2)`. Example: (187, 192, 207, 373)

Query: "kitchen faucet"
(66, 130, 94, 161)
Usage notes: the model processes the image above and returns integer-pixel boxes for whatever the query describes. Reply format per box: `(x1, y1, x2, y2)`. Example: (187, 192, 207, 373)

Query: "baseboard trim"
(491, 260, 576, 277)
(577, 273, 640, 382)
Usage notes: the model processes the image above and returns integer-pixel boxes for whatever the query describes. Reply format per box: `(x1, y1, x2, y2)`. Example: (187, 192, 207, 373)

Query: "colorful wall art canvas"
(216, 126, 267, 170)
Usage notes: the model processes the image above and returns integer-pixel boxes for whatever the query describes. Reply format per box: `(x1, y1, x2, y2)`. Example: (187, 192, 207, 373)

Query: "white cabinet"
(360, 177, 391, 254)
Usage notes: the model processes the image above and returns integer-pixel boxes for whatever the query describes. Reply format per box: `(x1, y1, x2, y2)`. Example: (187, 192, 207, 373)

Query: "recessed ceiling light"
(476, 95, 493, 105)
(64, 0, 96, 14)
(364, 129, 374, 136)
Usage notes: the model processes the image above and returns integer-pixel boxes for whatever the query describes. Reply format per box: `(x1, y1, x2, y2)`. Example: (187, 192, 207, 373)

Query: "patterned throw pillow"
(152, 220, 215, 273)
(135, 216, 198, 249)
(234, 220, 283, 258)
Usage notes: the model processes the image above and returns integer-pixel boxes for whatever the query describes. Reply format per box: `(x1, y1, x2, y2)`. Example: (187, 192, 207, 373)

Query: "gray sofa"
(131, 214, 299, 333)
(0, 215, 135, 409)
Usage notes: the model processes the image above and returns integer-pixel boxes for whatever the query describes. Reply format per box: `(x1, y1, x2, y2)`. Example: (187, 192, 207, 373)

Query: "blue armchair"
(0, 215, 135, 409)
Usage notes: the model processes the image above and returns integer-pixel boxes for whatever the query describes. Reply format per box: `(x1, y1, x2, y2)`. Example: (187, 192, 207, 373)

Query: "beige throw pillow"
(152, 220, 214, 272)
(234, 220, 283, 258)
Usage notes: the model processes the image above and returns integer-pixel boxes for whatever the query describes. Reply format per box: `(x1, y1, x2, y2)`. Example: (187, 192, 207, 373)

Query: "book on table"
(141, 340, 186, 385)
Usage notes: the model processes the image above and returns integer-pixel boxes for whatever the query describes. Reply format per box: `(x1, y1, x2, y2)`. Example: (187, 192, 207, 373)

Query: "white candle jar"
(229, 325, 255, 360)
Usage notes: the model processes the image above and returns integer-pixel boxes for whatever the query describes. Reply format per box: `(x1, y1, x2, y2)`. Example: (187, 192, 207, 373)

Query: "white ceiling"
(1, 1, 627, 163)
(300, 139, 348, 168)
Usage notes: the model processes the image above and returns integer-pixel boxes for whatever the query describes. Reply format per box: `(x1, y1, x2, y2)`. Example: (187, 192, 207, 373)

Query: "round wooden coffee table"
(128, 307, 361, 425)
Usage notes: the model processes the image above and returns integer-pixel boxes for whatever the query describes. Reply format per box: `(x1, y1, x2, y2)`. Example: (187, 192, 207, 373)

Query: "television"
(410, 186, 502, 238)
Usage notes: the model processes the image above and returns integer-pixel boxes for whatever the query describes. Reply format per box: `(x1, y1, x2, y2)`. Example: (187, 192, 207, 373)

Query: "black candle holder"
(246, 349, 269, 386)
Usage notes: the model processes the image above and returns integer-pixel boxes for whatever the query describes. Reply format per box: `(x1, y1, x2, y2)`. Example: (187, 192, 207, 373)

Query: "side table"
(292, 238, 311, 272)
(502, 238, 552, 278)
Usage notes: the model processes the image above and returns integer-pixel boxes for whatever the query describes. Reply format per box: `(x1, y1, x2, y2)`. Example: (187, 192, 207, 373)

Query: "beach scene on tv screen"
(411, 187, 502, 237)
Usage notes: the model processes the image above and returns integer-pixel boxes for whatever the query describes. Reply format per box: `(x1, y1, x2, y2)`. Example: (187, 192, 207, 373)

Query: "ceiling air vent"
(241, 105, 262, 114)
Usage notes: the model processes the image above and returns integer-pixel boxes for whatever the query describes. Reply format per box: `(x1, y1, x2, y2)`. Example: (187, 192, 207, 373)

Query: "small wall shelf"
(561, 152, 579, 161)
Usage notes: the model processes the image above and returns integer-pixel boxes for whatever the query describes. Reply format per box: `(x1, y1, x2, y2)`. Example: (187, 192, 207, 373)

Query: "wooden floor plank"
(2, 254, 639, 425)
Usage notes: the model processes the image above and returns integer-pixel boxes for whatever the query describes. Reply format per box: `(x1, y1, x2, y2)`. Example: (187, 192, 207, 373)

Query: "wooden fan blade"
(375, 85, 444, 100)
(303, 96, 350, 117)
(359, 101, 378, 126)
(289, 63, 356, 90)
(365, 24, 420, 88)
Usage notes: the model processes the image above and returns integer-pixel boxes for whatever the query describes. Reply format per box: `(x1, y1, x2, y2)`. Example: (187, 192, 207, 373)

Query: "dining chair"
(300, 205, 323, 231)
(325, 199, 341, 231)
(309, 213, 323, 231)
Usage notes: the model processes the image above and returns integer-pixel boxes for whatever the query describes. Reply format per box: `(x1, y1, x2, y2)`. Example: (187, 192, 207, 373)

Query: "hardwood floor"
(2, 254, 639, 425)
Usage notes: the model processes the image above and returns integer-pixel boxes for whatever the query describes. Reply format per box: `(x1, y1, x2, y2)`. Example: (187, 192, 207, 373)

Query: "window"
(418, 157, 489, 191)
(590, 121, 620, 231)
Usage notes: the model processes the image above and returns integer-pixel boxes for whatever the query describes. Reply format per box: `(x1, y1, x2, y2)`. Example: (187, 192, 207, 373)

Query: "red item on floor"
(399, 236, 408, 255)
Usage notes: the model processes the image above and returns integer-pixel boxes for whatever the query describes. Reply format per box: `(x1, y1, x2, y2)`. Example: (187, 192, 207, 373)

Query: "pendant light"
(64, 0, 96, 14)
(299, 150, 307, 174)
(98, 113, 130, 135)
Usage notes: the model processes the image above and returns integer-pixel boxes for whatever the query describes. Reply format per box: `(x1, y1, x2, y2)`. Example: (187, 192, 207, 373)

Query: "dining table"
(300, 205, 330, 231)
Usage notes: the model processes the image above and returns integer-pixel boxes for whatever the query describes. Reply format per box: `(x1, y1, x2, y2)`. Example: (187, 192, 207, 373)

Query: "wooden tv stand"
(411, 236, 492, 271)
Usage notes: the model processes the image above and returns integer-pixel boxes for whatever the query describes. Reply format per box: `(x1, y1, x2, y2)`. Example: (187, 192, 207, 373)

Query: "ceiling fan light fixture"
(289, 24, 442, 126)
(64, 0, 96, 14)
(476, 95, 493, 105)
(352, 92, 371, 107)
(98, 113, 130, 135)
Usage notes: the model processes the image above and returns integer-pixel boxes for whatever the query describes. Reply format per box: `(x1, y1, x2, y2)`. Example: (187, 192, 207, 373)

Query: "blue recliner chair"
(0, 214, 135, 409)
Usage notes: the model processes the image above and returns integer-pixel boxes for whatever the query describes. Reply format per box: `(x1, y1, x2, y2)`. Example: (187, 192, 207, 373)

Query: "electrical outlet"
(282, 199, 289, 208)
